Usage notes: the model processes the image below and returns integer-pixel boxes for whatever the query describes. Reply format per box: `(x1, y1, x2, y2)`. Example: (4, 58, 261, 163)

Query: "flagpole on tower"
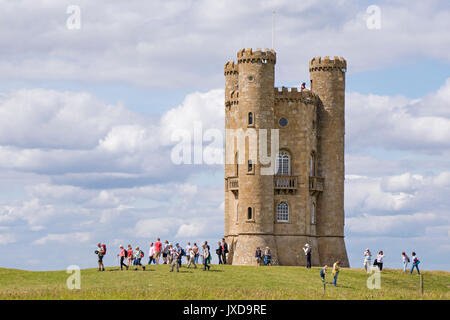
(272, 10, 276, 49)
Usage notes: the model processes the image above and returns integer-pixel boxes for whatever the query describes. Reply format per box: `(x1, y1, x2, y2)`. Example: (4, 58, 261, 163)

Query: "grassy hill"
(1, 264, 449, 300)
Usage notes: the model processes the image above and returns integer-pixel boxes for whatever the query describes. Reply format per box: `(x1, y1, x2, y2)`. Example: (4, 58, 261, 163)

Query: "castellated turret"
(224, 49, 349, 267)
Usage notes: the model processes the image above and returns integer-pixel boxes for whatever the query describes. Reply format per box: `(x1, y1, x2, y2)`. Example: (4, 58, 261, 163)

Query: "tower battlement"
(309, 56, 346, 72)
(237, 48, 276, 64)
(224, 61, 238, 75)
(274, 87, 320, 104)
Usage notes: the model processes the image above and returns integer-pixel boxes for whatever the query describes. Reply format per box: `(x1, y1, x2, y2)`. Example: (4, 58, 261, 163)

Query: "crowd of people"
(95, 238, 229, 272)
(95, 240, 422, 287)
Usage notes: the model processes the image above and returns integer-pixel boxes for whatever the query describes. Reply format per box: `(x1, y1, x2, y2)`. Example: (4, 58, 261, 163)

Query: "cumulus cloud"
(0, 1, 449, 88)
(33, 232, 91, 245)
(346, 78, 450, 153)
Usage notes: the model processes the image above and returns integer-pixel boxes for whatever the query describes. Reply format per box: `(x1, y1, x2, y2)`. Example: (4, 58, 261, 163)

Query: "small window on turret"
(248, 112, 253, 125)
(248, 75, 254, 82)
(247, 207, 253, 220)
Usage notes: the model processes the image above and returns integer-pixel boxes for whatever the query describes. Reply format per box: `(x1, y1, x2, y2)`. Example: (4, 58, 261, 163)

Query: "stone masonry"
(224, 48, 349, 267)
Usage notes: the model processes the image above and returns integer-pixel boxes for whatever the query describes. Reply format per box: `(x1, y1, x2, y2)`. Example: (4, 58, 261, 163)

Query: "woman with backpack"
(118, 245, 128, 270)
(216, 241, 223, 264)
(410, 252, 420, 275)
(401, 252, 410, 272)
(134, 247, 146, 271)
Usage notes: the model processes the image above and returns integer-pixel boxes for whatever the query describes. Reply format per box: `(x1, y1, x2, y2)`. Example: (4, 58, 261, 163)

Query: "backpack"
(101, 244, 107, 255)
(140, 250, 144, 258)
(124, 249, 128, 258)
(181, 248, 186, 256)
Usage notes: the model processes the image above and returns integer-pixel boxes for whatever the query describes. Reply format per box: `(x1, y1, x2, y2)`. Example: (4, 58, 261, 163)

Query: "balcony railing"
(309, 176, 324, 194)
(274, 176, 297, 190)
(227, 177, 239, 191)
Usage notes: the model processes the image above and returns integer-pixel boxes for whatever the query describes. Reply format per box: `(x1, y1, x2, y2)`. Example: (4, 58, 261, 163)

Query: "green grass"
(0, 265, 449, 300)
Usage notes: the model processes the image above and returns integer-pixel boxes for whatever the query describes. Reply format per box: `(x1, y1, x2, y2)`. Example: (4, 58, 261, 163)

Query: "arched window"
(248, 112, 253, 125)
(277, 202, 289, 222)
(311, 200, 316, 225)
(236, 204, 239, 222)
(276, 151, 290, 175)
(248, 159, 253, 172)
(247, 207, 253, 220)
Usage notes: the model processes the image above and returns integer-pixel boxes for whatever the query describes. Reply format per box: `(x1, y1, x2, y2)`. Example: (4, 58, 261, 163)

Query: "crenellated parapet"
(309, 56, 346, 72)
(224, 61, 238, 76)
(237, 48, 276, 64)
(274, 87, 320, 105)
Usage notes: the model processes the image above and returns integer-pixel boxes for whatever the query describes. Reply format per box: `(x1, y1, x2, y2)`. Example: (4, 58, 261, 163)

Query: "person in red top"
(126, 245, 134, 268)
(154, 238, 162, 265)
(117, 245, 128, 270)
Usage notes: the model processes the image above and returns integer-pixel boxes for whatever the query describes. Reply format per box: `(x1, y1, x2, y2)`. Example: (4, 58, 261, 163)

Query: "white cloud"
(346, 79, 450, 153)
(33, 232, 91, 245)
(1, 1, 449, 87)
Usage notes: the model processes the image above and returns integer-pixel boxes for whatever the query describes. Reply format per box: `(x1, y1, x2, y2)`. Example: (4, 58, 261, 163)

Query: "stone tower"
(224, 48, 349, 267)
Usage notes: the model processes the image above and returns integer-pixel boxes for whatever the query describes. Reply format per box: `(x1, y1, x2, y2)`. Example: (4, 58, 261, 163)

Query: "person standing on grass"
(203, 242, 211, 271)
(320, 265, 328, 283)
(175, 243, 183, 268)
(376, 251, 385, 271)
(169, 244, 180, 272)
(216, 241, 223, 264)
(264, 247, 272, 266)
(185, 242, 192, 266)
(117, 245, 128, 271)
(167, 242, 174, 265)
(410, 252, 421, 275)
(303, 243, 312, 269)
(402, 252, 410, 272)
(96, 242, 106, 271)
(154, 238, 162, 264)
(255, 247, 262, 266)
(332, 261, 340, 287)
(187, 247, 197, 269)
(148, 242, 155, 265)
(126, 244, 134, 268)
(193, 243, 200, 265)
(162, 240, 169, 264)
(222, 238, 229, 264)
(134, 247, 146, 271)
(363, 248, 372, 273)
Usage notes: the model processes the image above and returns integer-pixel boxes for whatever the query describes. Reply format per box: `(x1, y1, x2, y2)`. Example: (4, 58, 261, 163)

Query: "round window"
(248, 75, 254, 82)
(279, 117, 288, 127)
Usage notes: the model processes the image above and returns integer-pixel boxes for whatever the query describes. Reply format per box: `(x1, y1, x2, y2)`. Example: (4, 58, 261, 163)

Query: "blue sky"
(0, 0, 449, 271)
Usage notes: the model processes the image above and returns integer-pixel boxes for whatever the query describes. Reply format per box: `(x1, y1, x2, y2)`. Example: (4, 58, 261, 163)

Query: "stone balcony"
(274, 175, 297, 193)
(228, 177, 239, 191)
(309, 176, 324, 195)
